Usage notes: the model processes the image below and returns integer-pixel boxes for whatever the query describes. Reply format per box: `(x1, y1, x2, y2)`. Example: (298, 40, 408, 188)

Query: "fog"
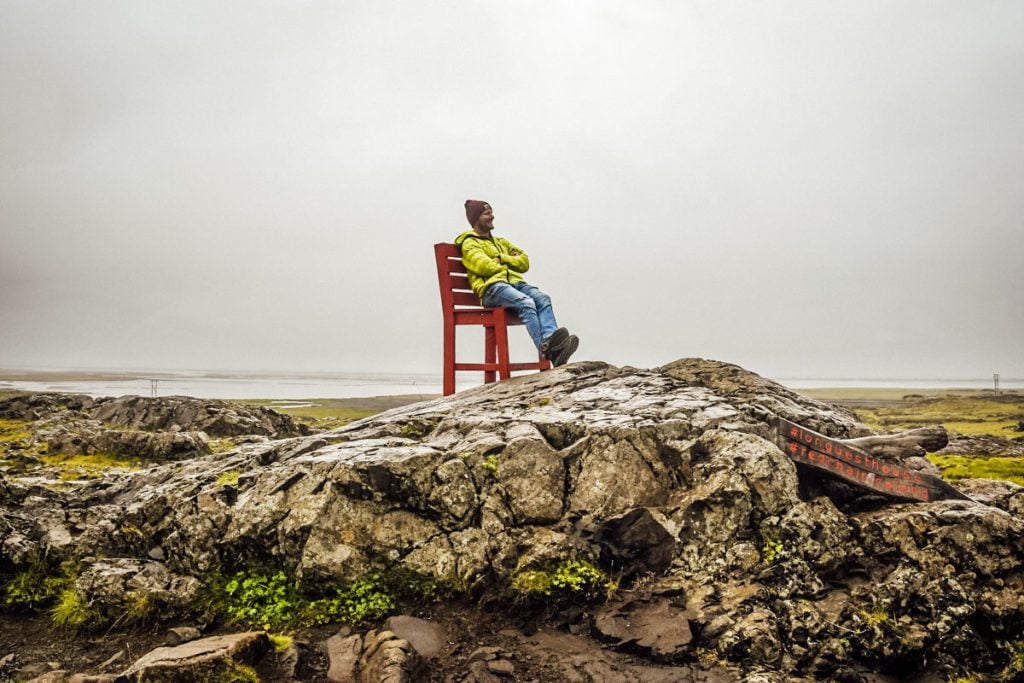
(2, 1, 1022, 381)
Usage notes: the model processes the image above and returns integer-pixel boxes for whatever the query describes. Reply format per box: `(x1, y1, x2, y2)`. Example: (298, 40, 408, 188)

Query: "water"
(0, 369, 1019, 400)
(0, 371, 449, 400)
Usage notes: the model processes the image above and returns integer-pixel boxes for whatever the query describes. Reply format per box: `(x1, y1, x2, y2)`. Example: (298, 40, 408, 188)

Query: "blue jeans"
(481, 282, 558, 350)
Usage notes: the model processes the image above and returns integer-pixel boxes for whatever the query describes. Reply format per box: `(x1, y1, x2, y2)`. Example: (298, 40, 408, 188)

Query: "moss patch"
(216, 470, 241, 487)
(0, 418, 32, 444)
(38, 452, 145, 480)
(927, 455, 1024, 486)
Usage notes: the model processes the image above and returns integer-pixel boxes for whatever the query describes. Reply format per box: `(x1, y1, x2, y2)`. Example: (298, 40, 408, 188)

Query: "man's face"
(476, 205, 494, 233)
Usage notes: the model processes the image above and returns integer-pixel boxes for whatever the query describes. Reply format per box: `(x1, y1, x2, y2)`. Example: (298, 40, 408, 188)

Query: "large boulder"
(2, 358, 1022, 681)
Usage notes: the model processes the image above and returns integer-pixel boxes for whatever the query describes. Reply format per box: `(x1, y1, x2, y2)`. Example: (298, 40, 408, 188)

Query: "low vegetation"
(511, 559, 616, 601)
(238, 399, 380, 431)
(37, 451, 146, 481)
(928, 455, 1024, 487)
(210, 567, 436, 631)
(850, 392, 1023, 439)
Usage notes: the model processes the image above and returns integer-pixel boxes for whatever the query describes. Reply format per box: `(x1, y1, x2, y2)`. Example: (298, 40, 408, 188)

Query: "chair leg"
(494, 309, 512, 380)
(443, 319, 456, 396)
(484, 325, 497, 384)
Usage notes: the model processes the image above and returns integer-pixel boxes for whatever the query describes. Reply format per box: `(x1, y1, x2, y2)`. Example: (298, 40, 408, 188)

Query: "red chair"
(434, 242, 550, 396)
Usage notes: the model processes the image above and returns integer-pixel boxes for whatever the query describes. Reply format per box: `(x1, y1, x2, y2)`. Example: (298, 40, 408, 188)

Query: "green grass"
(927, 455, 1024, 486)
(238, 400, 379, 430)
(50, 587, 97, 628)
(238, 395, 432, 431)
(848, 393, 1023, 439)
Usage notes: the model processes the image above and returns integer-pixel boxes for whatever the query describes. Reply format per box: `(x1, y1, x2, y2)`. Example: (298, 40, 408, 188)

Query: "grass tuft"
(50, 587, 97, 628)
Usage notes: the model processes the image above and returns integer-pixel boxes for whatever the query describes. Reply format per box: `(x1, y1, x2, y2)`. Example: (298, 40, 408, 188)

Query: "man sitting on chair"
(455, 199, 579, 367)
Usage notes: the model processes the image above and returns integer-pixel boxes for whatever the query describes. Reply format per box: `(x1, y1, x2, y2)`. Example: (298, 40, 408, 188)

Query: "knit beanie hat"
(465, 200, 491, 227)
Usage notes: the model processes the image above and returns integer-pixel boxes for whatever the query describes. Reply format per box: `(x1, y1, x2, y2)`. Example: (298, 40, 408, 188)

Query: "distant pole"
(150, 379, 159, 398)
(993, 373, 1000, 396)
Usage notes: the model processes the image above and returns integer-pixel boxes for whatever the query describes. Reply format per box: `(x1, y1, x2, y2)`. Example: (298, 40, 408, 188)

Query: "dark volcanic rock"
(2, 358, 1022, 681)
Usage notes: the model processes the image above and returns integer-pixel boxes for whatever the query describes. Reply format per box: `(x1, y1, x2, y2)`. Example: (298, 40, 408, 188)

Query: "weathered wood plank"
(775, 417, 970, 503)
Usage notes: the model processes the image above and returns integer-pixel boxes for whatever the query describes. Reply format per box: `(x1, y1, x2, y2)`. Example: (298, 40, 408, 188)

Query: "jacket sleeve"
(460, 239, 504, 278)
(499, 239, 530, 273)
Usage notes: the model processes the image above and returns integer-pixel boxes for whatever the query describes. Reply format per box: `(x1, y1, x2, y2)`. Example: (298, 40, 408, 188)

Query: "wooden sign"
(775, 417, 970, 503)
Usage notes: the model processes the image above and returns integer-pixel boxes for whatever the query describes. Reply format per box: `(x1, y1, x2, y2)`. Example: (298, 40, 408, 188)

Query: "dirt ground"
(0, 600, 738, 682)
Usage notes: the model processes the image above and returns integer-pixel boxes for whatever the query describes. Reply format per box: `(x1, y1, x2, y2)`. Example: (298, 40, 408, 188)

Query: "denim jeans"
(481, 282, 558, 350)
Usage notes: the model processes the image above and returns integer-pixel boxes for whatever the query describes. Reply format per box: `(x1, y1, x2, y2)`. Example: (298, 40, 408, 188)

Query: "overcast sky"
(1, 1, 1021, 381)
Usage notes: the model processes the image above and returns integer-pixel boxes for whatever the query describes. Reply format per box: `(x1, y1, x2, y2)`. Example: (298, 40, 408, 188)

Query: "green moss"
(124, 590, 159, 623)
(0, 418, 32, 444)
(222, 661, 260, 683)
(209, 439, 237, 454)
(927, 455, 1024, 486)
(511, 559, 612, 600)
(38, 451, 144, 480)
(269, 633, 294, 652)
(216, 470, 241, 487)
(51, 587, 97, 627)
(859, 608, 890, 627)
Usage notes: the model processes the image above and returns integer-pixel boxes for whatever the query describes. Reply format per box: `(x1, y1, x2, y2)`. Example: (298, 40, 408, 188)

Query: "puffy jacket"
(454, 230, 530, 299)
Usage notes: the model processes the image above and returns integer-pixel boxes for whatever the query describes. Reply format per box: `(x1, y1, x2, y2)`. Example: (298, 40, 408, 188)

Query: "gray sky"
(2, 0, 1022, 380)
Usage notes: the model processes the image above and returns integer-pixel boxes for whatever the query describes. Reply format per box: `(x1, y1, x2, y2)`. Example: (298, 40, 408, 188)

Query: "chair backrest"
(434, 242, 484, 312)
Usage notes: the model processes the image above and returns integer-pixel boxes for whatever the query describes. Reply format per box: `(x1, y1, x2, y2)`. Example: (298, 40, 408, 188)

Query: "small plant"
(307, 573, 396, 625)
(482, 455, 500, 476)
(761, 537, 784, 564)
(221, 571, 301, 630)
(124, 590, 158, 623)
(51, 587, 96, 627)
(512, 559, 612, 600)
(3, 567, 69, 610)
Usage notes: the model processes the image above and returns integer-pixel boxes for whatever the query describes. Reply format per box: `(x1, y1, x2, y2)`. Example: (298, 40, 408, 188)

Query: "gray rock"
(165, 626, 201, 646)
(594, 598, 693, 658)
(384, 615, 448, 658)
(326, 632, 362, 683)
(116, 631, 269, 682)
(358, 630, 422, 682)
(4, 358, 1022, 680)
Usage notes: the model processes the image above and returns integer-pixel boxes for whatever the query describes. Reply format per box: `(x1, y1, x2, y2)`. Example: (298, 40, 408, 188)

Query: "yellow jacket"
(454, 230, 530, 299)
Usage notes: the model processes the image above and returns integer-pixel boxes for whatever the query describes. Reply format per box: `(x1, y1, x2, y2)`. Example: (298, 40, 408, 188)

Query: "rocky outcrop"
(0, 393, 307, 464)
(3, 359, 1023, 681)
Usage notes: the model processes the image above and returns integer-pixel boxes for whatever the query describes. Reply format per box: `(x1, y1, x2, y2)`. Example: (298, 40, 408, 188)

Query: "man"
(455, 199, 579, 367)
